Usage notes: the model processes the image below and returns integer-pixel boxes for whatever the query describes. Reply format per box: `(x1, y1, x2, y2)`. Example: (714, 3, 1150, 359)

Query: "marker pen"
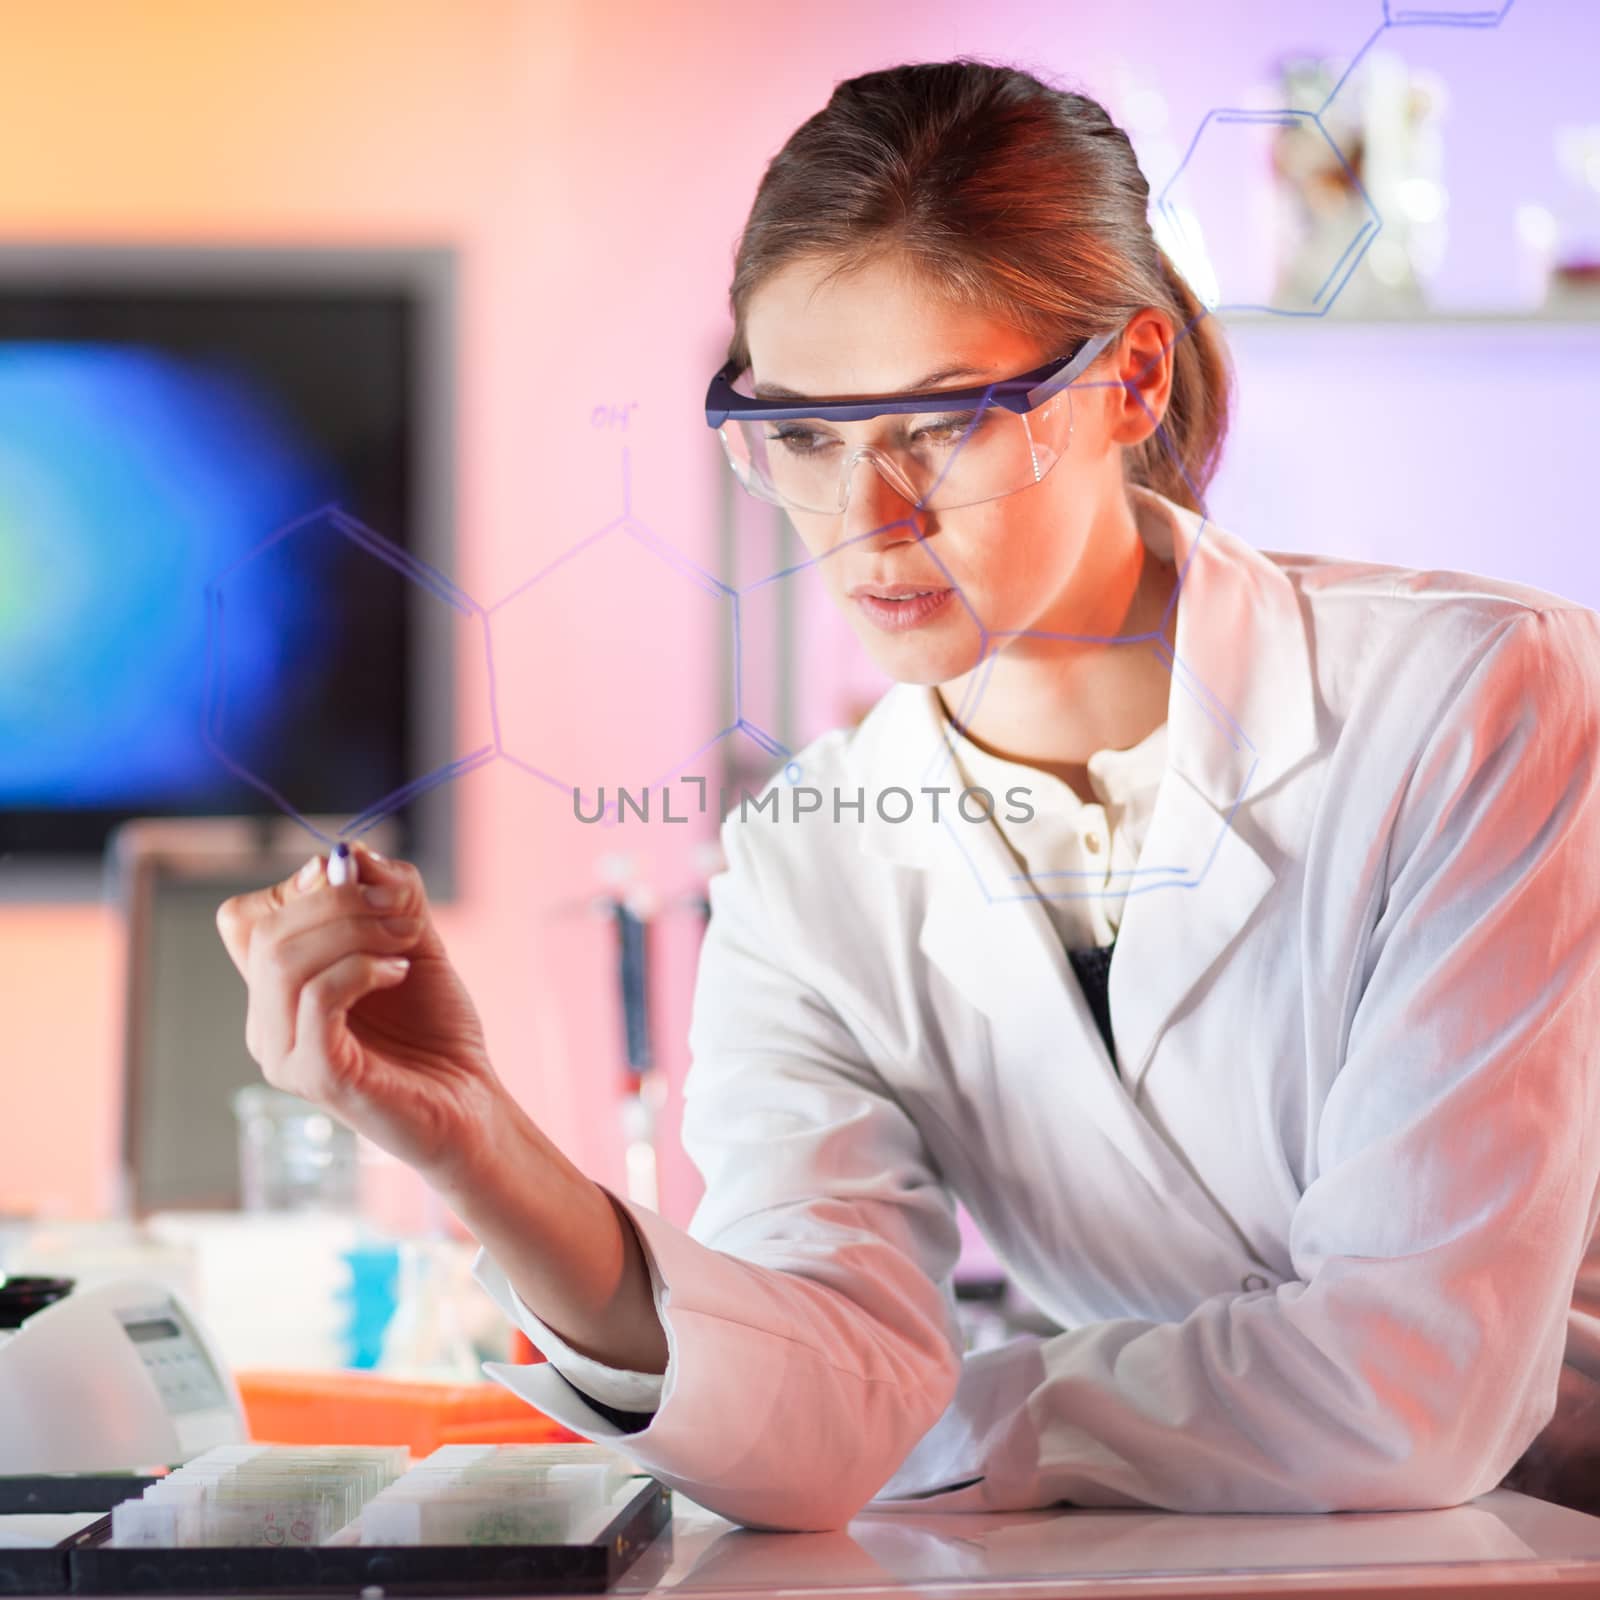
(328, 841, 355, 888)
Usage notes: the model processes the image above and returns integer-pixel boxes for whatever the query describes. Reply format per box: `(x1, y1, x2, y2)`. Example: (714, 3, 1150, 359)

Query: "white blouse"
(518, 710, 1173, 1414)
(943, 710, 1169, 949)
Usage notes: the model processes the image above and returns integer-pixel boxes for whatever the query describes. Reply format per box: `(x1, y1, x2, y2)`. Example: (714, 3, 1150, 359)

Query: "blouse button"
(1241, 1273, 1269, 1292)
(1084, 830, 1103, 855)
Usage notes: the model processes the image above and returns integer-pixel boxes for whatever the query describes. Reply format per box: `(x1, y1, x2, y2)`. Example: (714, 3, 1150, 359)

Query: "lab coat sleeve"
(475, 804, 967, 1530)
(470, 1251, 665, 1413)
(874, 605, 1600, 1515)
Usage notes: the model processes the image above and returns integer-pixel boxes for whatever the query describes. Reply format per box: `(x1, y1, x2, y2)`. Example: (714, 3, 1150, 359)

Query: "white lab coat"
(475, 486, 1600, 1531)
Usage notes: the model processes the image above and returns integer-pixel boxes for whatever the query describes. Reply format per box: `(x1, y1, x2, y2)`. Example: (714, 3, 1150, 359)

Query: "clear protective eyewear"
(704, 327, 1121, 515)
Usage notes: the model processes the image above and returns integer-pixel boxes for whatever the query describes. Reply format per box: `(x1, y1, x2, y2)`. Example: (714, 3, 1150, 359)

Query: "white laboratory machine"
(0, 1276, 248, 1473)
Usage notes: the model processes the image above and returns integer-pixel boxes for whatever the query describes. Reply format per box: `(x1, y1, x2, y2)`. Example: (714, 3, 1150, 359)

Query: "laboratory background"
(2, 0, 1600, 1507)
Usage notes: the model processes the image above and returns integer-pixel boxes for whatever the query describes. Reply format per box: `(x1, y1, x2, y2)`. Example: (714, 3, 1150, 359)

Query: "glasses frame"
(703, 325, 1123, 430)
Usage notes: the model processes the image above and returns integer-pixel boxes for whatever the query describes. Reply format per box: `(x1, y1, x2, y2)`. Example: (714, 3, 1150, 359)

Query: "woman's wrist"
(418, 1078, 546, 1203)
(423, 1084, 669, 1375)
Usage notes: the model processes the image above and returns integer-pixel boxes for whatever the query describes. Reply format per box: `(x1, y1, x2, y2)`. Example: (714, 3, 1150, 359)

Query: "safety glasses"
(705, 327, 1121, 515)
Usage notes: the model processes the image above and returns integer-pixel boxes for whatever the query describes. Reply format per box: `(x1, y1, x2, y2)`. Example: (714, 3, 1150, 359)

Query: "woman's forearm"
(425, 1089, 670, 1375)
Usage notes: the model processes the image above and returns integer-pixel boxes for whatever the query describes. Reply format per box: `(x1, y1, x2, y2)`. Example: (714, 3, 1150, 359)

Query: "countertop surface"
(608, 1489, 1600, 1599)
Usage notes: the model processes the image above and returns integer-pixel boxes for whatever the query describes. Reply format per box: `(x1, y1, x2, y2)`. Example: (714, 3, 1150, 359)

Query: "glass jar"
(231, 1086, 359, 1213)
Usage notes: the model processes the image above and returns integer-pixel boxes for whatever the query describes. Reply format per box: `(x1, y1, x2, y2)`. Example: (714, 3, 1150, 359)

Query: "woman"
(217, 60, 1600, 1529)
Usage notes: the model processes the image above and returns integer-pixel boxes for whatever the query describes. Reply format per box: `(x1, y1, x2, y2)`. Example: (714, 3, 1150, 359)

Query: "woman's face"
(740, 251, 1135, 688)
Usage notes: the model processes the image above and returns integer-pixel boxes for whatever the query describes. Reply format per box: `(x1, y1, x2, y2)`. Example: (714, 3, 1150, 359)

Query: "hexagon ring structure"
(487, 500, 740, 828)
(1156, 107, 1380, 318)
(203, 503, 494, 844)
(1381, 2, 1513, 25)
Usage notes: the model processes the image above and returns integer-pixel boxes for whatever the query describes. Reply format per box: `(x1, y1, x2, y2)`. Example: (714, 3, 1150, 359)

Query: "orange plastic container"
(236, 1366, 581, 1455)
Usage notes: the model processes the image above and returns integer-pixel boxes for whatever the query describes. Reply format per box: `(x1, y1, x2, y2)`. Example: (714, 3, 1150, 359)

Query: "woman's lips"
(853, 587, 955, 632)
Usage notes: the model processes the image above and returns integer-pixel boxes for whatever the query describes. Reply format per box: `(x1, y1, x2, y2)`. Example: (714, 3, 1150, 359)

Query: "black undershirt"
(1066, 938, 1118, 1070)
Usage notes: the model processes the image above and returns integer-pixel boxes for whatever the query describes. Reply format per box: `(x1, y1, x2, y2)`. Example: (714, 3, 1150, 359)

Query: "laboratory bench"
(8, 1486, 1600, 1600)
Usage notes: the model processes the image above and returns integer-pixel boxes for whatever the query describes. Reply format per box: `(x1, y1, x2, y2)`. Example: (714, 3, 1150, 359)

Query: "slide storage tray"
(0, 1542, 68, 1596)
(0, 1475, 161, 1597)
(63, 1478, 671, 1596)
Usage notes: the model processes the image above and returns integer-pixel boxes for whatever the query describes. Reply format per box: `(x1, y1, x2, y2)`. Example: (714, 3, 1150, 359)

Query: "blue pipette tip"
(328, 840, 355, 887)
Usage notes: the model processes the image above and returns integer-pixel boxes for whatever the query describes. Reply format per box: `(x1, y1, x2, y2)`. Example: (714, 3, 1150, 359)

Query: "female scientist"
(216, 60, 1600, 1528)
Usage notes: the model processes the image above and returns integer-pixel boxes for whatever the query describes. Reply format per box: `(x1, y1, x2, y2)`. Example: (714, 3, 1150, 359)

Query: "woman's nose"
(840, 449, 919, 542)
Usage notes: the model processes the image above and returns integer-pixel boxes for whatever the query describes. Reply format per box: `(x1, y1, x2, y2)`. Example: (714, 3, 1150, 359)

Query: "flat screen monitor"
(0, 246, 457, 898)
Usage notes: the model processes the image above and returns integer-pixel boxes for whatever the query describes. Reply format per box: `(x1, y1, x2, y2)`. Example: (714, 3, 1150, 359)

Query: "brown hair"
(724, 59, 1232, 513)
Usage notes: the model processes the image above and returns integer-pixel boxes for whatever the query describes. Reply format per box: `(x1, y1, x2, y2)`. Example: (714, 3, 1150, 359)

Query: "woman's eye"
(764, 410, 985, 455)
(766, 427, 832, 455)
(913, 411, 983, 443)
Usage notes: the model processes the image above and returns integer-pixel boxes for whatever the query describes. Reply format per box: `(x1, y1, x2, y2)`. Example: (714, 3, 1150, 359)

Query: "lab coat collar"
(843, 488, 1319, 871)
(842, 491, 1319, 1155)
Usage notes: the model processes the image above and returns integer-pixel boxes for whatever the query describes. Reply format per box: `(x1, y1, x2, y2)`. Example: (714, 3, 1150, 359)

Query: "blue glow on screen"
(0, 344, 339, 807)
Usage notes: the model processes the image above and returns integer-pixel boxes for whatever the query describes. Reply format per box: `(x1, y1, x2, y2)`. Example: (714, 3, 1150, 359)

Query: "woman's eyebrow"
(752, 363, 994, 401)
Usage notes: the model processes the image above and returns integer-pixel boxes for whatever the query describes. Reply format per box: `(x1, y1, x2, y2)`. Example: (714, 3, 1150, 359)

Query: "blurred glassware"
(340, 1240, 402, 1369)
(0, 1213, 34, 1277)
(146, 1209, 361, 1370)
(1543, 258, 1600, 316)
(1273, 50, 1449, 316)
(232, 1085, 359, 1213)
(2, 1217, 197, 1305)
(1540, 123, 1600, 314)
(1555, 123, 1600, 244)
(376, 1237, 481, 1383)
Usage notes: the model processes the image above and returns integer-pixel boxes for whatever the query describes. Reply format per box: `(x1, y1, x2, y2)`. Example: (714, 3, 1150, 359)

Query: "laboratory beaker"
(232, 1085, 360, 1213)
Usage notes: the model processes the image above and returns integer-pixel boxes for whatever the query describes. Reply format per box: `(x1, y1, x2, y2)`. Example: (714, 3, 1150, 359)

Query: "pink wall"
(2, 0, 1595, 1228)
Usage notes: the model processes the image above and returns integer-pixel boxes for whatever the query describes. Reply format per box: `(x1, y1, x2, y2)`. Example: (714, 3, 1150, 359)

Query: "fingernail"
(380, 957, 410, 977)
(296, 857, 323, 890)
(381, 915, 419, 936)
(362, 885, 400, 911)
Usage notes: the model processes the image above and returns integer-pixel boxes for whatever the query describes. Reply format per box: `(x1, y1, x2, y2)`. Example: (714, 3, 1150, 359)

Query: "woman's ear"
(1105, 308, 1176, 447)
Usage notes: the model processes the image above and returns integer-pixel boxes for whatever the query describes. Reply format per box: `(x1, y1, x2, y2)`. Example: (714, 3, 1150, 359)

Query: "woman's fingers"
(217, 849, 340, 975)
(220, 843, 438, 1083)
(290, 951, 412, 1098)
(346, 846, 429, 909)
(219, 845, 428, 970)
(242, 886, 423, 1072)
(218, 872, 297, 977)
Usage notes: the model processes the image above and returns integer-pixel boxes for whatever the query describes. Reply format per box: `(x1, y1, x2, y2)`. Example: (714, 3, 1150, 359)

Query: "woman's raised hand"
(218, 842, 669, 1378)
(215, 844, 502, 1184)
